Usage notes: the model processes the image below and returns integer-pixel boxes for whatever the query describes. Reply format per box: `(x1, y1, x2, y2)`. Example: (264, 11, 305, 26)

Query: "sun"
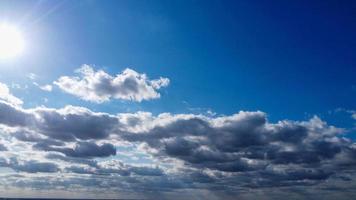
(0, 23, 25, 60)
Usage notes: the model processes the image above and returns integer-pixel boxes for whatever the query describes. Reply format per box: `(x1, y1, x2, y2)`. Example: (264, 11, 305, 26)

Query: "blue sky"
(0, 0, 355, 199)
(1, 0, 355, 122)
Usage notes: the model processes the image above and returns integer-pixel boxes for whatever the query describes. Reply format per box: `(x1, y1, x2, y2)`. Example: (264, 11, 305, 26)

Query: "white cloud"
(33, 82, 53, 92)
(0, 82, 23, 105)
(39, 84, 53, 92)
(54, 65, 170, 103)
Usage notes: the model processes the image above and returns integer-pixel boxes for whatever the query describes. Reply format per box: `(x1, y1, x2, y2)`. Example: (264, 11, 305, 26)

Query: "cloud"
(10, 160, 60, 173)
(0, 96, 354, 179)
(0, 101, 33, 127)
(54, 65, 169, 103)
(0, 158, 59, 173)
(0, 102, 119, 142)
(0, 143, 7, 151)
(33, 82, 53, 92)
(33, 105, 119, 141)
(0, 82, 23, 105)
(26, 73, 37, 80)
(40, 85, 53, 92)
(118, 112, 356, 184)
(348, 110, 356, 120)
(335, 108, 356, 121)
(0, 81, 356, 197)
(95, 160, 164, 176)
(36, 142, 116, 158)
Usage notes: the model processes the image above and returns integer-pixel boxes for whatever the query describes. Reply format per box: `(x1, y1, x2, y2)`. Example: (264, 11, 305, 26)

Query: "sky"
(0, 0, 355, 199)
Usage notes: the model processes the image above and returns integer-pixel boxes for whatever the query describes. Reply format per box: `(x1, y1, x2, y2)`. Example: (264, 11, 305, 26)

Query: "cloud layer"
(0, 81, 355, 199)
(54, 65, 169, 103)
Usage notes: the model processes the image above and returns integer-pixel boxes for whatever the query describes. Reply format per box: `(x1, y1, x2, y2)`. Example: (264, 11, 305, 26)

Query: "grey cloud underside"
(0, 143, 7, 151)
(122, 113, 352, 170)
(0, 157, 59, 173)
(0, 101, 118, 141)
(0, 99, 356, 193)
(35, 142, 116, 158)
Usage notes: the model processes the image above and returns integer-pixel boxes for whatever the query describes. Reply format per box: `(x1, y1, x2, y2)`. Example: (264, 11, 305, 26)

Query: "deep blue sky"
(0, 0, 355, 124)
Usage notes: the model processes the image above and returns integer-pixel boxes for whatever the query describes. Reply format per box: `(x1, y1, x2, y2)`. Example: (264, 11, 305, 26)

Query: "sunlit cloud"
(54, 65, 169, 103)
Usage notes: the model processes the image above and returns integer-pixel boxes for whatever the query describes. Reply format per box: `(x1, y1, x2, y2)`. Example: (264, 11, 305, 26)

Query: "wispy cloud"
(33, 82, 53, 92)
(26, 73, 37, 80)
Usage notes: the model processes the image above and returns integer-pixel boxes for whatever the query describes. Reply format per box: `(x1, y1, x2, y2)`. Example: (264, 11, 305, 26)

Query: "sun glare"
(0, 23, 25, 60)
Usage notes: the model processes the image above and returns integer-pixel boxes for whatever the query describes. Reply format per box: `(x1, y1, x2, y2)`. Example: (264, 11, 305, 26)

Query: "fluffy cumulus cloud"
(119, 112, 355, 178)
(0, 81, 356, 199)
(54, 65, 169, 103)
